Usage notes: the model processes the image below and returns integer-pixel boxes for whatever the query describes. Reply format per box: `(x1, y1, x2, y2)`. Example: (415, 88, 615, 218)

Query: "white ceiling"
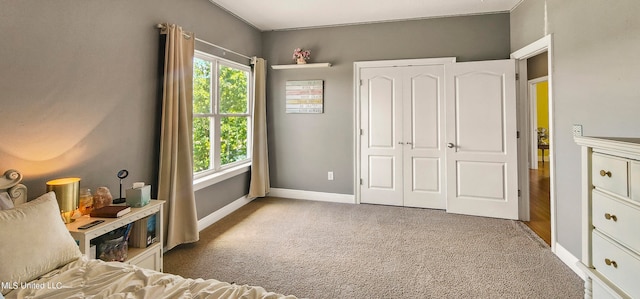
(210, 0, 523, 31)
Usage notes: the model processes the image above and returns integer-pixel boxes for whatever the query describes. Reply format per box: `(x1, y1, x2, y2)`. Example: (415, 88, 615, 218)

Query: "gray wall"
(262, 13, 511, 194)
(0, 0, 260, 219)
(510, 0, 546, 51)
(195, 172, 250, 219)
(511, 0, 640, 257)
(527, 52, 548, 79)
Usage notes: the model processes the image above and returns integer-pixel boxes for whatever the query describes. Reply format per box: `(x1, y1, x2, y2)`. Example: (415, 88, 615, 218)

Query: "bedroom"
(1, 0, 639, 297)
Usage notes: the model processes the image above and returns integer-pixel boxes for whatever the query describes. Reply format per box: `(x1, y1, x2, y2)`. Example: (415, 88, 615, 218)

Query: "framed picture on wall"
(285, 80, 323, 113)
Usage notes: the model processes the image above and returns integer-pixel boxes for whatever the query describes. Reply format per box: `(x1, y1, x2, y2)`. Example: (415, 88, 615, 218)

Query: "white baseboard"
(197, 189, 354, 232)
(269, 188, 355, 204)
(554, 242, 586, 280)
(197, 195, 253, 232)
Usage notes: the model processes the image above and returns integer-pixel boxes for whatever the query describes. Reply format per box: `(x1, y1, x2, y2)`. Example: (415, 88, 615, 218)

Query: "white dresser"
(575, 137, 640, 299)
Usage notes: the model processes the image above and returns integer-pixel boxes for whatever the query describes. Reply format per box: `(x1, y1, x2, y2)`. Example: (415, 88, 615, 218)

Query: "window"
(193, 51, 252, 177)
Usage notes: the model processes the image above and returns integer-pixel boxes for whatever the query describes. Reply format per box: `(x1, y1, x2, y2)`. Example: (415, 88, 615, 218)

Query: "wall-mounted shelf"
(271, 63, 332, 70)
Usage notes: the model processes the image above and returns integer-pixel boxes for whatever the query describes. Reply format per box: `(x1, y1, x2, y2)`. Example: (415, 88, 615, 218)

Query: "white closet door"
(360, 67, 403, 206)
(402, 66, 445, 209)
(445, 60, 519, 220)
(360, 65, 445, 209)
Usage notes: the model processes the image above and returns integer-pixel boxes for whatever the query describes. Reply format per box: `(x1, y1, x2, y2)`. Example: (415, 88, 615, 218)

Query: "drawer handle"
(605, 258, 618, 268)
(604, 213, 618, 222)
(599, 170, 612, 177)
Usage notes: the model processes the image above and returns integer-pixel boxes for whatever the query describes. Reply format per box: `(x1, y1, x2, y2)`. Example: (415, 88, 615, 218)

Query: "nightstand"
(66, 200, 164, 272)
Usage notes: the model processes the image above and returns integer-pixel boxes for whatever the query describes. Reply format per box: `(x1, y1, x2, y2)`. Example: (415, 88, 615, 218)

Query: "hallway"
(525, 162, 551, 245)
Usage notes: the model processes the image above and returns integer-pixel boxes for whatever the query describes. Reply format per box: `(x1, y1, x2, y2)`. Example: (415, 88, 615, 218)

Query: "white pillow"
(0, 192, 14, 210)
(0, 191, 82, 295)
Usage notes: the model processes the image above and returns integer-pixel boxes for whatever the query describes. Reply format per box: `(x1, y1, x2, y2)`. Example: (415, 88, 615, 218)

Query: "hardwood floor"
(525, 161, 551, 245)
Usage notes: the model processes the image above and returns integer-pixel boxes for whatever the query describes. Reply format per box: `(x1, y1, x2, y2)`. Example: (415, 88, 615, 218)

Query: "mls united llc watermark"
(1, 281, 64, 291)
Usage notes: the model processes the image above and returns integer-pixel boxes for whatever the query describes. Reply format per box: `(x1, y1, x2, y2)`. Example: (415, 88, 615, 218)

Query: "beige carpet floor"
(164, 197, 584, 298)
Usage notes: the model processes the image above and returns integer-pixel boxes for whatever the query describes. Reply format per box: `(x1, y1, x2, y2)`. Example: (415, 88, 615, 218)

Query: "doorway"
(511, 35, 556, 250)
(529, 78, 549, 169)
(527, 77, 551, 245)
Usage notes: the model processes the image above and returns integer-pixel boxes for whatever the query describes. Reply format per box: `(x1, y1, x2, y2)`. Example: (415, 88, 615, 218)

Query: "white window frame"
(193, 51, 253, 185)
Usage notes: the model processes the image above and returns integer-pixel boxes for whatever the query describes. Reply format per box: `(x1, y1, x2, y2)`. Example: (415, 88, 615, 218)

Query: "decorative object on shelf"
(46, 177, 81, 223)
(93, 187, 113, 210)
(113, 169, 129, 204)
(293, 48, 310, 64)
(78, 188, 93, 216)
(126, 184, 151, 208)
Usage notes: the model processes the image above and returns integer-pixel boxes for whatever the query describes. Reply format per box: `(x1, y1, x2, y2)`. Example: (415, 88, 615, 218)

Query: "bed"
(0, 169, 297, 299)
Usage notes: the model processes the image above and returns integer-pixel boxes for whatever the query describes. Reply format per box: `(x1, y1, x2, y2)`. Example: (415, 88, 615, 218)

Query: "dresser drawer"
(593, 190, 640, 253)
(629, 162, 640, 203)
(592, 231, 640, 298)
(593, 153, 628, 197)
(592, 280, 619, 299)
(126, 243, 162, 271)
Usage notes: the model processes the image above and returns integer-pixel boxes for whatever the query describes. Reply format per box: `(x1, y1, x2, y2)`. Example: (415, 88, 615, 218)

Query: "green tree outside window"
(193, 55, 250, 174)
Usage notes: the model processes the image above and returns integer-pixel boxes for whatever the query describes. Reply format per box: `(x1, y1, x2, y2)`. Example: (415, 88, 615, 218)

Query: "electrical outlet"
(573, 124, 583, 136)
(328, 171, 334, 181)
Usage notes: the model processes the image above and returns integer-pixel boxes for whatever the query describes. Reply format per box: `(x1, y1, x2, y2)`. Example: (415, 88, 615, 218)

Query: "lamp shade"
(46, 177, 80, 223)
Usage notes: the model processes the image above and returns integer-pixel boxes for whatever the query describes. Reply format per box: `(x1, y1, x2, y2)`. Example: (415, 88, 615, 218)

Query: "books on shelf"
(129, 214, 157, 248)
(90, 205, 131, 218)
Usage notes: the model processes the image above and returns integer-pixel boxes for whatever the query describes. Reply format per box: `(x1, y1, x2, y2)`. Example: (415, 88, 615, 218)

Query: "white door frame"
(529, 76, 549, 168)
(353, 57, 456, 204)
(511, 35, 557, 252)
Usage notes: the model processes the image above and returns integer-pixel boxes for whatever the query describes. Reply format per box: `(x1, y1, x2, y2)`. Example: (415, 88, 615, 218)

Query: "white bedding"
(4, 256, 297, 299)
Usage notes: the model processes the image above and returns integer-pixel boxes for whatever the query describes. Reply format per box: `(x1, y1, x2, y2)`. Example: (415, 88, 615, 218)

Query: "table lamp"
(46, 177, 81, 223)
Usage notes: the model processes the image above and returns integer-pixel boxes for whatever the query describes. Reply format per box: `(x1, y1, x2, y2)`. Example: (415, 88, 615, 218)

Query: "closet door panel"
(369, 76, 396, 148)
(403, 65, 445, 209)
(410, 74, 440, 149)
(412, 157, 440, 193)
(368, 156, 396, 189)
(454, 73, 505, 153)
(360, 68, 403, 206)
(456, 161, 506, 200)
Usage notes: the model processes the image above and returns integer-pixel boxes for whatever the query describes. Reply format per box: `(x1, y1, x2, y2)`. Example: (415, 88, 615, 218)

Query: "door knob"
(447, 143, 455, 148)
(599, 170, 612, 177)
(605, 258, 618, 268)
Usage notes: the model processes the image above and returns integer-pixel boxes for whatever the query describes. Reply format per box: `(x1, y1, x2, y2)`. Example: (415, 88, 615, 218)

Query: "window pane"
(220, 117, 248, 165)
(219, 65, 248, 114)
(193, 117, 211, 172)
(193, 58, 211, 114)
